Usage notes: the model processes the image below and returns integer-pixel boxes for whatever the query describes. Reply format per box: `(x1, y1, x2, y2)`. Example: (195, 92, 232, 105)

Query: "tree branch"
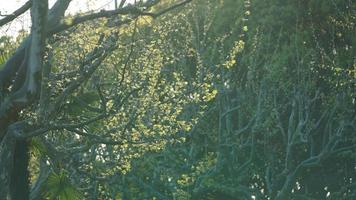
(0, 0, 32, 27)
(48, 0, 192, 35)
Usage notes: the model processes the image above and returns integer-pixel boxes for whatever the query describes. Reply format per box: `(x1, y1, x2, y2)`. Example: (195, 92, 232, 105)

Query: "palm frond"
(45, 171, 83, 200)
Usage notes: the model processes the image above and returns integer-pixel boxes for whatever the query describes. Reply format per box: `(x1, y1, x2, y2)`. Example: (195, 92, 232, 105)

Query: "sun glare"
(0, 0, 135, 36)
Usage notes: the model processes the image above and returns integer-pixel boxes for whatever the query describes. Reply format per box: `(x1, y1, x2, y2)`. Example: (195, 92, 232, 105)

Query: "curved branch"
(10, 0, 48, 103)
(49, 0, 192, 35)
(47, 0, 72, 26)
(48, 5, 157, 35)
(0, 0, 32, 27)
(0, 0, 71, 93)
(0, 41, 28, 91)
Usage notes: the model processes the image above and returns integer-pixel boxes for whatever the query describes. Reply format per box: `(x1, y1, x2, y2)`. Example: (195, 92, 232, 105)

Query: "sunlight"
(0, 0, 135, 36)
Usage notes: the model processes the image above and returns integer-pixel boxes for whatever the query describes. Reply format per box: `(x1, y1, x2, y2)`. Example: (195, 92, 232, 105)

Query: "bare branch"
(48, 5, 157, 35)
(10, 0, 48, 103)
(119, 0, 127, 8)
(49, 0, 192, 35)
(151, 0, 192, 18)
(48, 0, 72, 25)
(0, 1, 32, 27)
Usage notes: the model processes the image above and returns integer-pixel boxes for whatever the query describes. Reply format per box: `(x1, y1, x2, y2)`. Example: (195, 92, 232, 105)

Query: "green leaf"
(45, 172, 83, 200)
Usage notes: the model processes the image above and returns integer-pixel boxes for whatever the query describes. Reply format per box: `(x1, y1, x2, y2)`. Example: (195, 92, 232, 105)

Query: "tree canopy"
(0, 0, 355, 199)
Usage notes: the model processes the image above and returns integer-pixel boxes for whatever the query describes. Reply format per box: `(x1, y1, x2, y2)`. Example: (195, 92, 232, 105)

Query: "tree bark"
(0, 0, 48, 199)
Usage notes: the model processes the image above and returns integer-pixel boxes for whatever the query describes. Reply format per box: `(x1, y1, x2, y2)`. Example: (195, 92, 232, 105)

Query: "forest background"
(0, 0, 355, 199)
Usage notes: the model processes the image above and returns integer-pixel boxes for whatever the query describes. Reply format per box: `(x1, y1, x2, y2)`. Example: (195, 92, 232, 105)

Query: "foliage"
(0, 0, 354, 199)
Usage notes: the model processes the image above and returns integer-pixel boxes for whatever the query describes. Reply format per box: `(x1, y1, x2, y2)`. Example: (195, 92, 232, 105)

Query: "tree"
(107, 0, 355, 199)
(1, 0, 354, 199)
(0, 0, 192, 199)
